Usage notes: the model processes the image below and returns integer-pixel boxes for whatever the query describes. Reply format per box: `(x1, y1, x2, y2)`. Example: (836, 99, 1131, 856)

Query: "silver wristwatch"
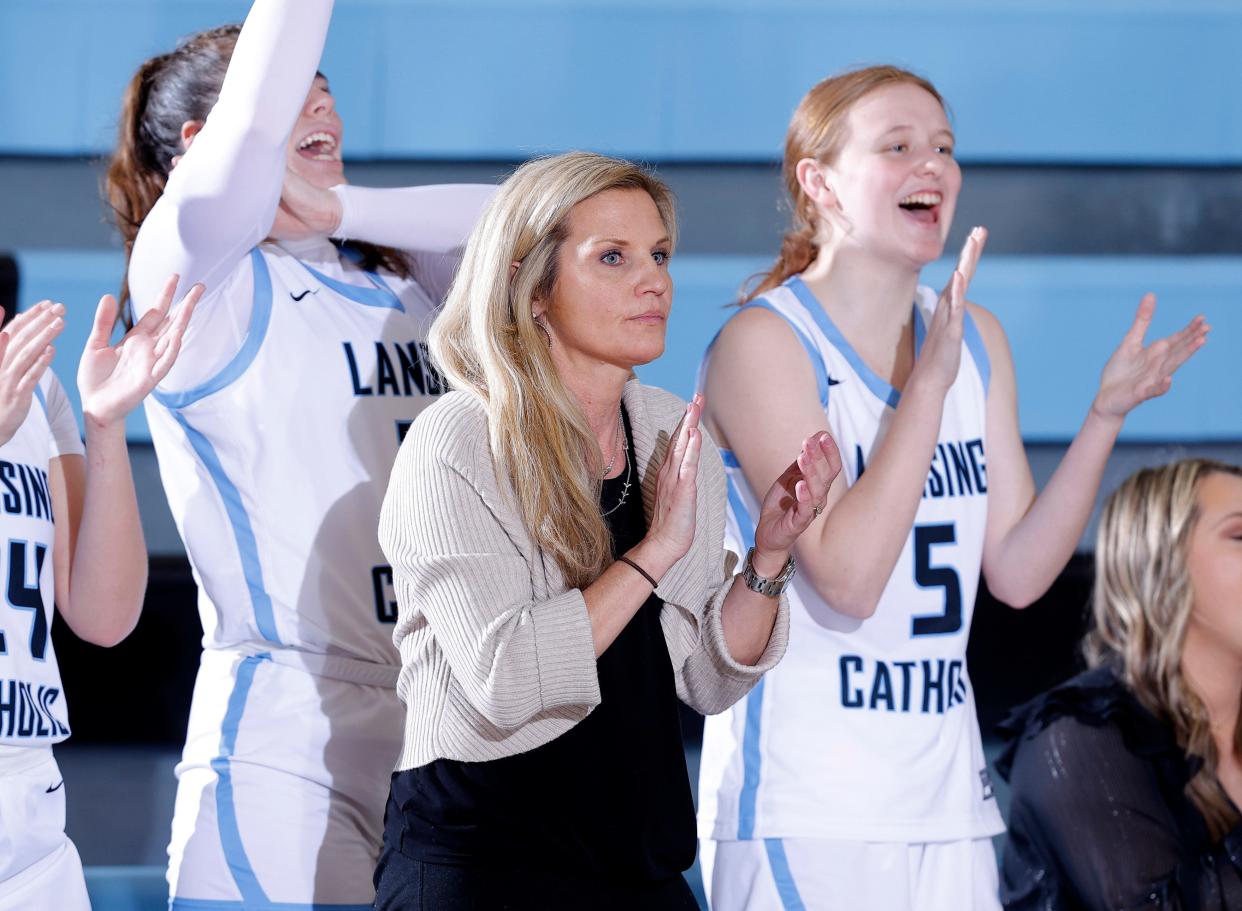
(741, 547, 796, 597)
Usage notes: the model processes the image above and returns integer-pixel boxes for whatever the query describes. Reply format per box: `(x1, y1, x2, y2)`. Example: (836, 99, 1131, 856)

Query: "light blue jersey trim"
(169, 411, 281, 646)
(154, 249, 274, 411)
(298, 261, 405, 312)
(788, 274, 989, 404)
(170, 656, 368, 910)
(787, 276, 908, 409)
(723, 469, 766, 839)
(913, 305, 928, 356)
(740, 300, 831, 408)
(724, 472, 756, 553)
(738, 679, 766, 839)
(171, 898, 370, 910)
(33, 384, 47, 417)
(207, 654, 270, 908)
(962, 311, 992, 393)
(764, 839, 808, 911)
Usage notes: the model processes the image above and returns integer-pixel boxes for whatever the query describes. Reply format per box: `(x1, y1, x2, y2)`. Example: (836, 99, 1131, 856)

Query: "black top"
(996, 666, 1242, 910)
(390, 405, 696, 885)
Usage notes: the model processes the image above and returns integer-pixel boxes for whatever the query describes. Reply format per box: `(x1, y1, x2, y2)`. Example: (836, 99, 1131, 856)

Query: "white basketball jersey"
(145, 241, 446, 666)
(698, 276, 1005, 843)
(0, 375, 84, 748)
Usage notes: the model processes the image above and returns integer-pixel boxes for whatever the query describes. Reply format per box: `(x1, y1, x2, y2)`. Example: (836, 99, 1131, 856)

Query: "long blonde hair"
(429, 152, 677, 588)
(743, 65, 946, 303)
(1085, 458, 1242, 839)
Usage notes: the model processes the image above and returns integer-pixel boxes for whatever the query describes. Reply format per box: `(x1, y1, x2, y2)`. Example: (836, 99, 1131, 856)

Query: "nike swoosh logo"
(45, 780, 64, 794)
(827, 375, 842, 386)
(290, 290, 314, 302)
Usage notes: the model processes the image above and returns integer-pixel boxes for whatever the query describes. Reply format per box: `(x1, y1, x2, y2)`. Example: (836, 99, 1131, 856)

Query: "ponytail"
(105, 58, 171, 309)
(105, 23, 411, 320)
(740, 65, 946, 305)
(104, 25, 239, 317)
(741, 218, 818, 304)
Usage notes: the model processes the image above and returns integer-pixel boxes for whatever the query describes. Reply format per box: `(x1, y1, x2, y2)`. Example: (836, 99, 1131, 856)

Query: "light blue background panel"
(15, 251, 138, 435)
(644, 255, 1241, 443)
(14, 250, 1242, 443)
(905, 256, 1239, 442)
(2, 1, 1240, 162)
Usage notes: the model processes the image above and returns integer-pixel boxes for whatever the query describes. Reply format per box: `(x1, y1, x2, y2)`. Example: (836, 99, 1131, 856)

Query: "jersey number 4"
(0, 540, 49, 659)
(910, 523, 963, 637)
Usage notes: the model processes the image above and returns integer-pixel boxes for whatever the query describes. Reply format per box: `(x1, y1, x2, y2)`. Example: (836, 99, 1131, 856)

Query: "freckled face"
(819, 82, 961, 268)
(285, 75, 345, 188)
(537, 188, 673, 373)
(1186, 472, 1242, 659)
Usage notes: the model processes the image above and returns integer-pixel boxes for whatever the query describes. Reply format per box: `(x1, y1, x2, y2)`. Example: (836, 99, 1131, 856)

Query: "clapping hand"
(1092, 294, 1209, 420)
(77, 275, 202, 428)
(0, 301, 65, 446)
(642, 393, 842, 580)
(913, 226, 987, 393)
(642, 395, 706, 571)
(751, 431, 841, 568)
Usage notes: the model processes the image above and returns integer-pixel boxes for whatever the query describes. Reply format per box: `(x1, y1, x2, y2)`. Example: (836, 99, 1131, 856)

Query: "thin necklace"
(603, 407, 635, 514)
(600, 406, 625, 478)
(600, 439, 633, 518)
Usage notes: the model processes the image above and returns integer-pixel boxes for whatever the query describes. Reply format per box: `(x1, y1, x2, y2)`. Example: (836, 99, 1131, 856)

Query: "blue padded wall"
(641, 255, 1241, 443)
(15, 250, 1241, 443)
(3, 1, 1240, 162)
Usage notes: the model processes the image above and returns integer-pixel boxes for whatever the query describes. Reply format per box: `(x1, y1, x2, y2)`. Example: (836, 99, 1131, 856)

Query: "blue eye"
(653, 250, 669, 265)
(601, 251, 622, 265)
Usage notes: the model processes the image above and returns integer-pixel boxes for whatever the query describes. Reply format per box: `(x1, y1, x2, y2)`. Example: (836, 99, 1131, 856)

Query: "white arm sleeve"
(39, 374, 84, 460)
(407, 250, 465, 307)
(330, 183, 496, 254)
(127, 0, 335, 342)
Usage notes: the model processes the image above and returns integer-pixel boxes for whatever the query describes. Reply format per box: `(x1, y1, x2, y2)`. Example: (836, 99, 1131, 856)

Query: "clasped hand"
(270, 170, 343, 241)
(642, 394, 842, 577)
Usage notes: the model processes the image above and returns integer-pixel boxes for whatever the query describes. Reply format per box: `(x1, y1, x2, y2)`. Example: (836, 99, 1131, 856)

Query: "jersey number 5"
(0, 540, 49, 659)
(910, 523, 962, 637)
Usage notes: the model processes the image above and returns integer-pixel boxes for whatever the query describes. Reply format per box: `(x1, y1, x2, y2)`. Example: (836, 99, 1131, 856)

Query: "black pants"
(373, 845, 701, 911)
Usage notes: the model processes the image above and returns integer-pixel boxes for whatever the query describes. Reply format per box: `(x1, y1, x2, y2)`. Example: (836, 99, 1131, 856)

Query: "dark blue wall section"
(4, 1, 1240, 162)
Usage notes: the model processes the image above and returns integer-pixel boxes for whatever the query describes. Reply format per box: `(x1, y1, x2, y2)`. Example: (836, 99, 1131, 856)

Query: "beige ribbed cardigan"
(379, 379, 789, 770)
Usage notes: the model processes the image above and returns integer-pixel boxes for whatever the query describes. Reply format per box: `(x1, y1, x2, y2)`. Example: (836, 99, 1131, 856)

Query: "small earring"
(532, 313, 552, 348)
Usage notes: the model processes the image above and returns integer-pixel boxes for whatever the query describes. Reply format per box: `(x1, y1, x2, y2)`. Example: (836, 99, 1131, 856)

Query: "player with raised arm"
(105, 0, 493, 906)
